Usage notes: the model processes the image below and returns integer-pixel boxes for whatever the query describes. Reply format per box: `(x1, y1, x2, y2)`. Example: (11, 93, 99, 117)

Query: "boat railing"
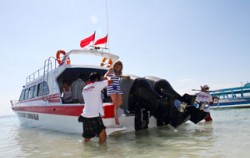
(26, 57, 57, 84)
(10, 100, 18, 106)
(211, 87, 250, 100)
(25, 49, 119, 84)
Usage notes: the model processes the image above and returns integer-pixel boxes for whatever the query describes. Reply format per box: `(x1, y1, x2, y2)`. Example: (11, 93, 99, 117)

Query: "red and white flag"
(94, 35, 108, 47)
(80, 32, 95, 48)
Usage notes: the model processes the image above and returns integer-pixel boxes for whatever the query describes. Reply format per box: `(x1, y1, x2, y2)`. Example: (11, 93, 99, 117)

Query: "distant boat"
(210, 83, 250, 109)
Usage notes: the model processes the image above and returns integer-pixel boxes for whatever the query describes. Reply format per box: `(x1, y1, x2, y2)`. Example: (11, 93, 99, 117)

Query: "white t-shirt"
(81, 80, 108, 118)
(196, 92, 212, 102)
(195, 91, 213, 112)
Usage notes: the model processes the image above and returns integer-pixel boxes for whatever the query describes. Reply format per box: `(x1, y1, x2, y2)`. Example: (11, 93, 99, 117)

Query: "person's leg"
(98, 129, 107, 144)
(116, 94, 123, 108)
(110, 94, 117, 106)
(84, 138, 91, 143)
(115, 94, 123, 124)
(82, 118, 94, 143)
(205, 113, 213, 122)
(110, 94, 119, 125)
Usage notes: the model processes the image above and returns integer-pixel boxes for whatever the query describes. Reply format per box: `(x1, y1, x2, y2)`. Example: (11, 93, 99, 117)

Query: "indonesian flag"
(94, 35, 108, 46)
(80, 32, 95, 48)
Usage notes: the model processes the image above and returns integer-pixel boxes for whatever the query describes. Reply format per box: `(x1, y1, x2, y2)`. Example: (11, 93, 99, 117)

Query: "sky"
(0, 0, 249, 116)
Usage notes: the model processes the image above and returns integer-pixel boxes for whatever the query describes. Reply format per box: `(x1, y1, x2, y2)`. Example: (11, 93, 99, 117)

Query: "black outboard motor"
(153, 79, 190, 128)
(179, 94, 209, 124)
(128, 77, 209, 131)
(153, 79, 208, 124)
(153, 79, 182, 100)
(185, 106, 209, 124)
(129, 78, 170, 130)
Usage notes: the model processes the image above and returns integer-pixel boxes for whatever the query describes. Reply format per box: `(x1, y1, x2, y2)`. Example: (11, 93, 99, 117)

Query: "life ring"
(100, 57, 112, 68)
(56, 50, 70, 65)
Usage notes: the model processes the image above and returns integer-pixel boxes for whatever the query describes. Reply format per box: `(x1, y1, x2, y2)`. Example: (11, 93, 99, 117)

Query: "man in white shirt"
(195, 85, 213, 122)
(80, 72, 110, 144)
(71, 74, 85, 103)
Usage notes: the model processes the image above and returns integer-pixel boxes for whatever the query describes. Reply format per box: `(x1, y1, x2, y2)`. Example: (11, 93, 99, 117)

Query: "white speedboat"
(11, 48, 208, 135)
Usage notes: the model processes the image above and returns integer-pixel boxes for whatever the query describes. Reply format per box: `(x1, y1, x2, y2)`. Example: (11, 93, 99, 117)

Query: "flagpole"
(106, 0, 110, 53)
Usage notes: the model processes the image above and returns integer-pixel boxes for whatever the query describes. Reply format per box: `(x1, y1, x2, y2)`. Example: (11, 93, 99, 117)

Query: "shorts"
(82, 116, 106, 138)
(107, 85, 123, 95)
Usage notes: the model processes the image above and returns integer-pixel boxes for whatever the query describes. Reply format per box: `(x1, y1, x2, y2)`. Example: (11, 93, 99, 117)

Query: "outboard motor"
(179, 94, 209, 124)
(127, 77, 209, 131)
(153, 79, 182, 100)
(185, 106, 209, 124)
(152, 79, 190, 128)
(153, 79, 209, 124)
(128, 78, 170, 130)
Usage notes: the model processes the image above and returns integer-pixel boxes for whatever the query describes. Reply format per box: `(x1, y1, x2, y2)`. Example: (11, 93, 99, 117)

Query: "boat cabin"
(17, 49, 120, 105)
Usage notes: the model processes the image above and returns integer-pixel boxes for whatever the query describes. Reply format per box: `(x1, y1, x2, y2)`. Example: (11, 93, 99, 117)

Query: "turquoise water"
(1, 109, 250, 158)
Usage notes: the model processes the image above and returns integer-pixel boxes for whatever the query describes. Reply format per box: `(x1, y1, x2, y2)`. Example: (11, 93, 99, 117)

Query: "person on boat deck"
(71, 74, 85, 103)
(195, 85, 214, 122)
(104, 60, 129, 126)
(61, 80, 72, 103)
(79, 72, 111, 144)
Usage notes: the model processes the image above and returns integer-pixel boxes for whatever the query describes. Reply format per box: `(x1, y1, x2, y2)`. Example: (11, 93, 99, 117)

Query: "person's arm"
(104, 67, 113, 79)
(97, 79, 112, 90)
(120, 75, 130, 79)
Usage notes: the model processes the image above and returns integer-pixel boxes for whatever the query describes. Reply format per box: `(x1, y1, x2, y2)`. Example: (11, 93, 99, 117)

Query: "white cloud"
(90, 15, 98, 24)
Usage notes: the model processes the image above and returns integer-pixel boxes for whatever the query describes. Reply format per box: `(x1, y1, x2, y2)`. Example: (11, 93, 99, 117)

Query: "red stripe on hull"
(12, 104, 115, 118)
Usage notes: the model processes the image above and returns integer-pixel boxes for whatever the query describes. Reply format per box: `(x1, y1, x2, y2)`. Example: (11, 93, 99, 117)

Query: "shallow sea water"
(1, 108, 250, 158)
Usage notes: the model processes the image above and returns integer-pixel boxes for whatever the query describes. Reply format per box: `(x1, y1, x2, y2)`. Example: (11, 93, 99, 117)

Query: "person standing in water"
(80, 72, 111, 144)
(104, 61, 129, 126)
(195, 85, 214, 122)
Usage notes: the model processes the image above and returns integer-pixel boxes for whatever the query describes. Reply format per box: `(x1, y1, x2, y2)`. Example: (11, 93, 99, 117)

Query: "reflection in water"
(1, 109, 250, 157)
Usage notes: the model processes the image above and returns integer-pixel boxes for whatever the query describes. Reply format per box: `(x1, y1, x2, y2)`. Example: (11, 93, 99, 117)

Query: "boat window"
(235, 93, 241, 98)
(42, 81, 50, 95)
(33, 85, 38, 98)
(19, 90, 25, 101)
(24, 89, 29, 100)
(243, 91, 250, 98)
(37, 83, 42, 96)
(38, 81, 50, 96)
(28, 86, 35, 99)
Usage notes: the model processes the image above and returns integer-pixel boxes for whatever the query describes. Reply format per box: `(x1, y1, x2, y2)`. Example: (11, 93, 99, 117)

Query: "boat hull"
(211, 99, 250, 109)
(13, 110, 157, 135)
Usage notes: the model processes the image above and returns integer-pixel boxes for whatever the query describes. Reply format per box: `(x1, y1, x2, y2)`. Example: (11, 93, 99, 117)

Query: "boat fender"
(100, 57, 112, 68)
(56, 50, 70, 65)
